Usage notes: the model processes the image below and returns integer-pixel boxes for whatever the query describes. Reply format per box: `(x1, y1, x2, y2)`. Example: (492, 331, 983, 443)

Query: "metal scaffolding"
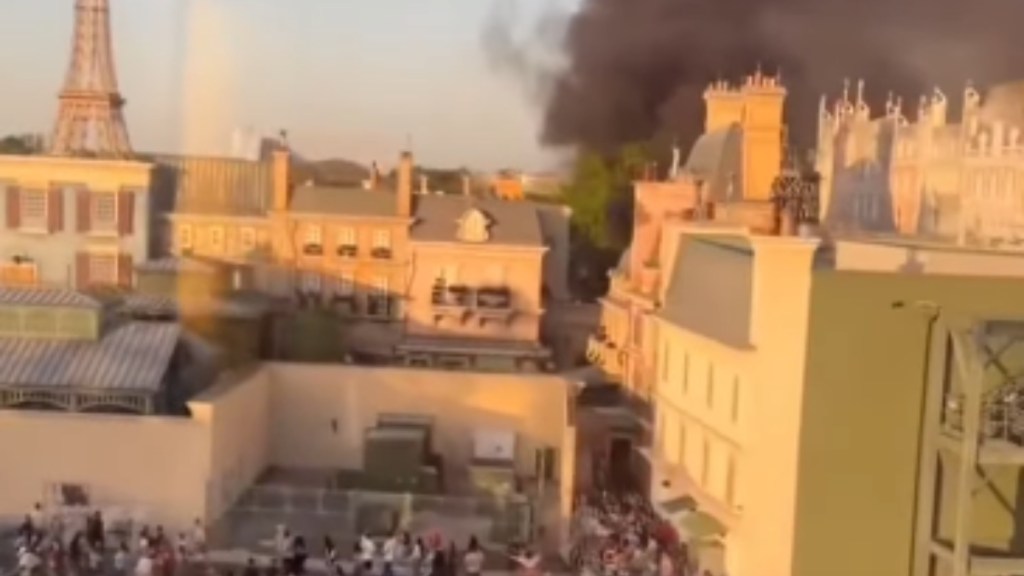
(915, 318, 1024, 576)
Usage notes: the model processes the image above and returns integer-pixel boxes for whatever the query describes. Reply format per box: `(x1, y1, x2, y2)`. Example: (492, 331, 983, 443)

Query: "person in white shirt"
(190, 519, 207, 555)
(18, 546, 41, 576)
(28, 503, 44, 532)
(463, 536, 485, 576)
(358, 533, 376, 574)
(114, 542, 130, 575)
(381, 533, 398, 576)
(134, 552, 154, 576)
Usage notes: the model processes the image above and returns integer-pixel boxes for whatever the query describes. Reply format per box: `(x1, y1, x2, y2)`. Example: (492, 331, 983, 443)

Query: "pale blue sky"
(0, 0, 574, 170)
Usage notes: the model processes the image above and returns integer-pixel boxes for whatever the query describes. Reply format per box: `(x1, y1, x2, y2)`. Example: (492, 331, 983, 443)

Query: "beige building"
(157, 147, 571, 370)
(816, 79, 1024, 247)
(587, 71, 787, 425)
(648, 220, 1024, 576)
(0, 364, 577, 547)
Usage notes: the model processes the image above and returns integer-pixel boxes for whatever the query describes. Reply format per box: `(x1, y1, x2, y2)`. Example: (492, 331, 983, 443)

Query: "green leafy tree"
(560, 143, 652, 300)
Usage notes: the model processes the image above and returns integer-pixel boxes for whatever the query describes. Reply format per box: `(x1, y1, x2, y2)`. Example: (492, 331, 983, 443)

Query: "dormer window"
(303, 224, 323, 256)
(457, 208, 491, 243)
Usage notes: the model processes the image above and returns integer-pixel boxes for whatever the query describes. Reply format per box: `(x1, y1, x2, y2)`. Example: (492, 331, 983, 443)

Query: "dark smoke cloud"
(486, 0, 1024, 156)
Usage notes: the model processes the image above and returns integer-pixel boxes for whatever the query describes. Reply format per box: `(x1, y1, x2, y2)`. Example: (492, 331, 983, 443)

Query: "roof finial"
(856, 79, 865, 105)
(842, 78, 850, 103)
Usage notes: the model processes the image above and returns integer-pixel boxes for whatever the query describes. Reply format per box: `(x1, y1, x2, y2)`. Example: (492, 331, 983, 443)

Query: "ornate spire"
(51, 0, 132, 157)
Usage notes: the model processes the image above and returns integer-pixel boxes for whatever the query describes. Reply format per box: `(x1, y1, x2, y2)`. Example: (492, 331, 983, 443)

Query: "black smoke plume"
(486, 0, 1024, 156)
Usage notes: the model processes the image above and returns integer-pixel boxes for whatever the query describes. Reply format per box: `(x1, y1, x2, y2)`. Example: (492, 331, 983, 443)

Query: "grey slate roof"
(659, 235, 754, 348)
(0, 322, 181, 392)
(411, 195, 543, 246)
(289, 185, 397, 217)
(682, 124, 743, 202)
(152, 154, 273, 216)
(0, 288, 101, 309)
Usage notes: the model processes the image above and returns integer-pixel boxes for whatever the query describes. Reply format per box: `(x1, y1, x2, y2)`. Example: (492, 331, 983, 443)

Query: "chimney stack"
(462, 171, 472, 196)
(365, 162, 380, 190)
(419, 174, 429, 195)
(397, 151, 413, 217)
(272, 146, 292, 212)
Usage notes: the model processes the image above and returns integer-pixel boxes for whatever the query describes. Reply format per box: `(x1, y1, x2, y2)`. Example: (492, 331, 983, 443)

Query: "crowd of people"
(7, 504, 209, 576)
(264, 524, 541, 576)
(6, 505, 545, 576)
(568, 492, 692, 576)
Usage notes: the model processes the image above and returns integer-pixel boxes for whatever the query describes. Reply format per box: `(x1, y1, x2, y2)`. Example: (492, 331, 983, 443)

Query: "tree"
(559, 143, 652, 300)
(0, 134, 43, 155)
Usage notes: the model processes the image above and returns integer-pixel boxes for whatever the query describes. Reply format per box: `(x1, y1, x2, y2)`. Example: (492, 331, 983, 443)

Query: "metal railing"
(230, 484, 533, 544)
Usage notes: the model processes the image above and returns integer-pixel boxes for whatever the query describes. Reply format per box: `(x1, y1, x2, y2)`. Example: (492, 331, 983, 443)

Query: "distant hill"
(292, 158, 369, 187)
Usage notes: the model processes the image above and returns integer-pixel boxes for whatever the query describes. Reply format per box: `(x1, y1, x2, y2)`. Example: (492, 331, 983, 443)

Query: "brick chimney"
(272, 146, 292, 212)
(397, 151, 413, 217)
(365, 162, 380, 189)
(462, 171, 471, 196)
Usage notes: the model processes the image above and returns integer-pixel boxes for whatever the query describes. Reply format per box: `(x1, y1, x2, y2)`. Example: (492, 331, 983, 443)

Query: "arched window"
(457, 208, 491, 242)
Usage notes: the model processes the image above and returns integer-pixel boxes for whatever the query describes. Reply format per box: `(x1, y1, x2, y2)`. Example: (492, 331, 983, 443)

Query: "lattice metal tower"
(50, 0, 132, 158)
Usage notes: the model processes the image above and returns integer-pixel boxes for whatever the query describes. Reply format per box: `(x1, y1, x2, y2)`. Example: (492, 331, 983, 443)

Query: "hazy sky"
(0, 0, 574, 170)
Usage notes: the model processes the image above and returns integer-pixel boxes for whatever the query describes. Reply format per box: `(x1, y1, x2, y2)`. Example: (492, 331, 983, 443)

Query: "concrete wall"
(0, 364, 576, 538)
(189, 366, 273, 521)
(0, 155, 155, 286)
(264, 363, 572, 478)
(0, 410, 210, 530)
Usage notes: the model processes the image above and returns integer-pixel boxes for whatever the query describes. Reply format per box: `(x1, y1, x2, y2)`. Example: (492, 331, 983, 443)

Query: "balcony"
(586, 331, 626, 377)
(302, 243, 324, 257)
(336, 245, 357, 259)
(371, 247, 392, 260)
(475, 287, 514, 324)
(431, 283, 471, 323)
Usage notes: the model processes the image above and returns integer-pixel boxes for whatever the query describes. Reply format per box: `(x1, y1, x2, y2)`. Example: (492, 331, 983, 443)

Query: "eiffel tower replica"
(50, 0, 133, 158)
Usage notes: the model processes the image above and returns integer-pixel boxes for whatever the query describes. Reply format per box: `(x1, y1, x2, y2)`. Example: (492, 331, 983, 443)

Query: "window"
(700, 438, 711, 487)
(337, 227, 356, 246)
(725, 454, 737, 506)
(91, 192, 117, 232)
(239, 227, 256, 252)
(177, 224, 193, 250)
(682, 353, 689, 394)
(336, 273, 354, 296)
(676, 423, 686, 467)
(457, 208, 491, 242)
(20, 190, 46, 230)
(305, 224, 323, 246)
(88, 254, 118, 285)
(373, 229, 391, 249)
(731, 376, 741, 423)
(208, 226, 225, 252)
(301, 272, 321, 293)
(372, 276, 389, 296)
(660, 341, 668, 383)
(706, 363, 715, 409)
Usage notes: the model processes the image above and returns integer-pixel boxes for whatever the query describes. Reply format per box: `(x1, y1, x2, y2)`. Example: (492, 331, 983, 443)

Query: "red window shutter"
(48, 188, 64, 233)
(76, 189, 91, 233)
(5, 186, 20, 229)
(118, 191, 135, 236)
(117, 253, 133, 287)
(76, 252, 91, 289)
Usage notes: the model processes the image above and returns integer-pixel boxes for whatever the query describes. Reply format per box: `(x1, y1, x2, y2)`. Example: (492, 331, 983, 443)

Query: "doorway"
(608, 436, 634, 492)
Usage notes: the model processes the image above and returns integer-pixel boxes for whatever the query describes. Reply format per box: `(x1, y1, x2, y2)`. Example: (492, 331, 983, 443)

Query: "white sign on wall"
(473, 429, 516, 462)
